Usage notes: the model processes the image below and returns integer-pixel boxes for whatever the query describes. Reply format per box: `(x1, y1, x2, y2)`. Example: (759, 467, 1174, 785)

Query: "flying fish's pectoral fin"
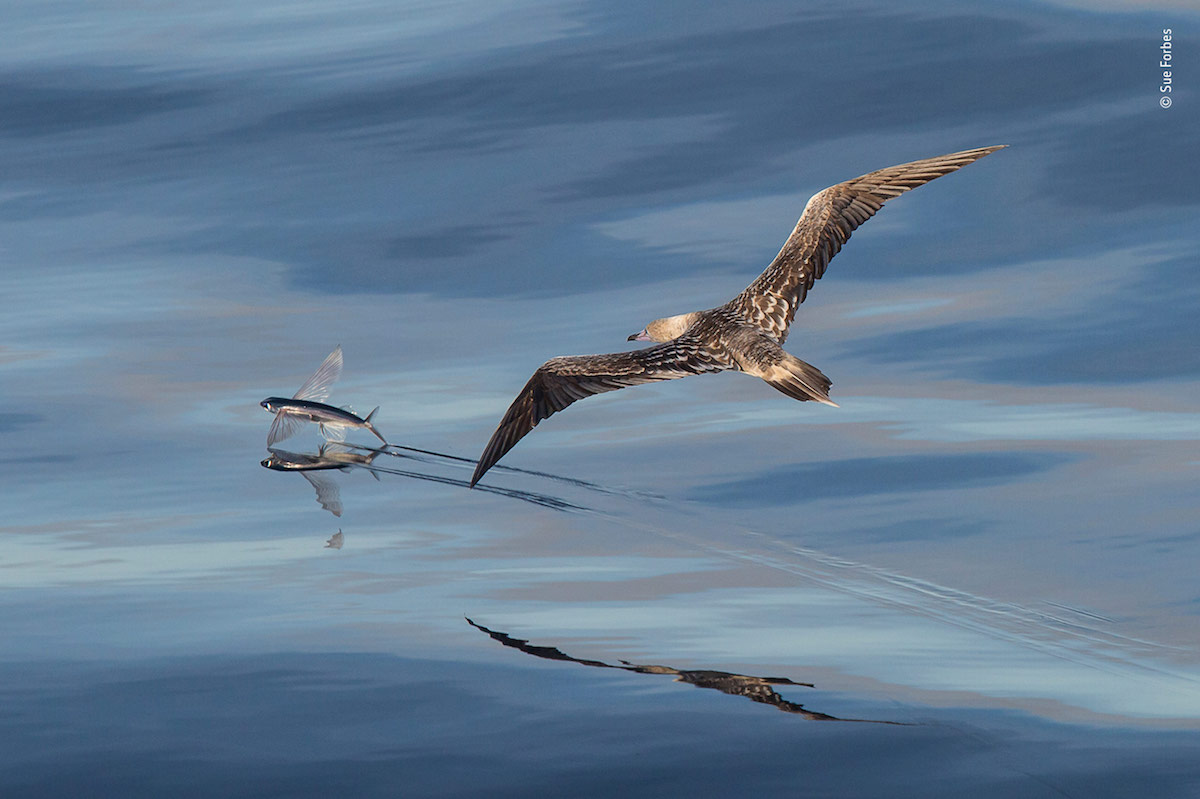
(267, 411, 305, 447)
(293, 346, 344, 403)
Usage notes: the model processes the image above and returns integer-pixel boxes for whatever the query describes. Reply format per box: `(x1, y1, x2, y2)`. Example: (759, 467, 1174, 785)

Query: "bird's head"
(628, 311, 701, 343)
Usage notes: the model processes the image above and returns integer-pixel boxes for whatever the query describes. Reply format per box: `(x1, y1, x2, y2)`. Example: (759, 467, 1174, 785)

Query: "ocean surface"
(3, 1, 1199, 796)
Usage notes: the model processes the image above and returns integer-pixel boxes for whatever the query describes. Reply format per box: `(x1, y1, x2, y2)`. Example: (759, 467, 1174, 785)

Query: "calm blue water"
(3, 1, 1200, 796)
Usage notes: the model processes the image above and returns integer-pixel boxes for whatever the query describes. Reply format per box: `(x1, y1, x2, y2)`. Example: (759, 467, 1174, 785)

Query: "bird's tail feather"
(764, 355, 838, 407)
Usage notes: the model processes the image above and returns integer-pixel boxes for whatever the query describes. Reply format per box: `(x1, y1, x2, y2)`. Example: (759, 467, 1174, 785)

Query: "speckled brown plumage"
(728, 145, 1006, 342)
(470, 146, 1005, 486)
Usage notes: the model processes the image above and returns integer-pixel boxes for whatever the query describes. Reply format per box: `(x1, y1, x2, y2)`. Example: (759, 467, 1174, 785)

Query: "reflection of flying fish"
(261, 444, 383, 517)
(471, 147, 1005, 485)
(299, 470, 342, 517)
(325, 530, 344, 549)
(266, 443, 591, 513)
(260, 443, 382, 474)
(260, 346, 389, 447)
(465, 618, 902, 723)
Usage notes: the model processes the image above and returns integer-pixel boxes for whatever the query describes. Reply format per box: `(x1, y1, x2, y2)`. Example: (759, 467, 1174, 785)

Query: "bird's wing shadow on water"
(465, 618, 908, 724)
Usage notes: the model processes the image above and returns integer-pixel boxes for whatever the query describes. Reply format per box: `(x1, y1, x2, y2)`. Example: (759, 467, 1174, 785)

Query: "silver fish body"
(259, 346, 389, 447)
(260, 398, 388, 446)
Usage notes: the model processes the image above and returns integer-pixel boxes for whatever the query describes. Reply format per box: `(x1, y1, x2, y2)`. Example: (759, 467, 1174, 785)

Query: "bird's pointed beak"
(628, 329, 651, 342)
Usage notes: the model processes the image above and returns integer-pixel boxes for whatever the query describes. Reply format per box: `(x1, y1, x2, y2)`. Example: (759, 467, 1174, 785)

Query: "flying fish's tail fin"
(363, 407, 389, 447)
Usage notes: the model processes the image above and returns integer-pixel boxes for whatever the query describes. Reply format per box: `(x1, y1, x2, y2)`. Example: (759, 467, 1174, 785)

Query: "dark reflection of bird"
(471, 146, 1004, 485)
(466, 618, 904, 723)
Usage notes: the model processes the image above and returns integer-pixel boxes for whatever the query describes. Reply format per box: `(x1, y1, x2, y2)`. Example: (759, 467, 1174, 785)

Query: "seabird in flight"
(470, 146, 1005, 486)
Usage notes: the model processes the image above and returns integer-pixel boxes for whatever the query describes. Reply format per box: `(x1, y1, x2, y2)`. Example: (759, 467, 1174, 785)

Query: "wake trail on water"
(344, 443, 1199, 699)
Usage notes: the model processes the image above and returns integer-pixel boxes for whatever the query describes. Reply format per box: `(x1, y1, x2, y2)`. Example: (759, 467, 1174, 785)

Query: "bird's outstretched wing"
(729, 146, 1005, 341)
(470, 338, 731, 486)
(293, 346, 343, 402)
